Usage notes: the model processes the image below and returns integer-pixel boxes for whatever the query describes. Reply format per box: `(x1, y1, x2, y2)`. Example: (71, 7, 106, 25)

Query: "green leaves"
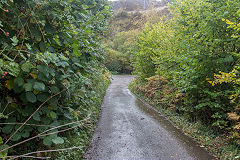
(31, 28, 42, 42)
(23, 83, 33, 92)
(0, 144, 9, 160)
(10, 36, 19, 46)
(13, 77, 24, 93)
(43, 136, 52, 146)
(2, 125, 14, 134)
(14, 77, 24, 86)
(73, 42, 80, 56)
(33, 82, 45, 91)
(26, 92, 37, 103)
(33, 112, 41, 121)
(37, 93, 49, 102)
(37, 65, 48, 74)
(50, 86, 60, 94)
(49, 111, 57, 119)
(3, 62, 20, 77)
(0, 137, 3, 145)
(0, 59, 3, 69)
(0, 0, 111, 154)
(132, 0, 240, 133)
(43, 135, 64, 146)
(11, 133, 21, 141)
(104, 5, 110, 10)
(23, 82, 45, 103)
(52, 136, 64, 144)
(21, 62, 34, 73)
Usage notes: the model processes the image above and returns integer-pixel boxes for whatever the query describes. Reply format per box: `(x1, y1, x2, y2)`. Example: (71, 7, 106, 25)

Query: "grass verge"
(51, 73, 111, 160)
(129, 80, 240, 160)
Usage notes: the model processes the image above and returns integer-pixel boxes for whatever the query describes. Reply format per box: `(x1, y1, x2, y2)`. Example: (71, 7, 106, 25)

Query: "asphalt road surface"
(84, 75, 215, 160)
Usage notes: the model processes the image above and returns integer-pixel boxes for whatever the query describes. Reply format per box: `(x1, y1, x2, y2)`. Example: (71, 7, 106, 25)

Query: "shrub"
(104, 30, 139, 74)
(132, 0, 240, 130)
(0, 0, 111, 158)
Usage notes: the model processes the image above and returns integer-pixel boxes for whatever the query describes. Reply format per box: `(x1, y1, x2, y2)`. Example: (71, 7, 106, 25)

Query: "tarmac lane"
(84, 75, 215, 160)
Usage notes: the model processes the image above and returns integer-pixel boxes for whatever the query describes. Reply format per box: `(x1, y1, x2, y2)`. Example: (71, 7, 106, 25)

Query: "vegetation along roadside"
(0, 0, 111, 159)
(129, 0, 240, 159)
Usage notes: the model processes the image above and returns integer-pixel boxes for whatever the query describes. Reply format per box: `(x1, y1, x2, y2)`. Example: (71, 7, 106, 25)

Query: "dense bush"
(132, 0, 240, 141)
(104, 30, 139, 74)
(0, 0, 110, 158)
(104, 4, 170, 75)
(210, 14, 240, 145)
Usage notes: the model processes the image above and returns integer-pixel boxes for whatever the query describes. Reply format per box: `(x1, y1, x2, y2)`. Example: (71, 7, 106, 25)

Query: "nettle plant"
(0, 0, 110, 158)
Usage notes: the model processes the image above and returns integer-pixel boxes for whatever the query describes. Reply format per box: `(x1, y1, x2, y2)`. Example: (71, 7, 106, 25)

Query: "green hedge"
(0, 0, 111, 158)
(132, 0, 240, 139)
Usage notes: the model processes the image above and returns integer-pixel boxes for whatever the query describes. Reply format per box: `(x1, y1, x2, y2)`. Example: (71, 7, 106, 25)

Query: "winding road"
(84, 75, 215, 160)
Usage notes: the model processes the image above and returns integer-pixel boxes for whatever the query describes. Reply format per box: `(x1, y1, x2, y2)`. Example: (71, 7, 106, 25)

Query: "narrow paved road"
(84, 75, 215, 160)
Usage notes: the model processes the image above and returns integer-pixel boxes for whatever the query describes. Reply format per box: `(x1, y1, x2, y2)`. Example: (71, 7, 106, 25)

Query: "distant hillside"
(108, 0, 170, 37)
(111, 0, 169, 12)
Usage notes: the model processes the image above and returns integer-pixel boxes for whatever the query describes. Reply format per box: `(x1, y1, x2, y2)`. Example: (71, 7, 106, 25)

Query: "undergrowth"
(129, 77, 240, 160)
(54, 72, 111, 160)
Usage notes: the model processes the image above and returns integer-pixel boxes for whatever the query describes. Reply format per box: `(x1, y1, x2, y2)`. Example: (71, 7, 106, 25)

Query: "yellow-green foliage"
(129, 0, 240, 158)
(132, 20, 179, 80)
(106, 6, 170, 74)
(104, 30, 139, 73)
(132, 0, 240, 134)
(210, 13, 240, 145)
